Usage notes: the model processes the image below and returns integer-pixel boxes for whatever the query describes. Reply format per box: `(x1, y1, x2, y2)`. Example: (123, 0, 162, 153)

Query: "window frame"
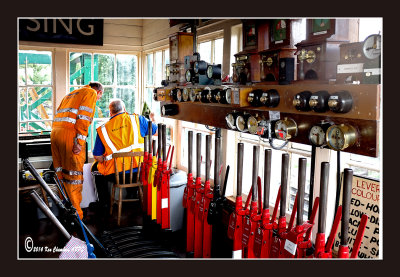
(18, 47, 55, 134)
(67, 49, 140, 152)
(196, 30, 224, 66)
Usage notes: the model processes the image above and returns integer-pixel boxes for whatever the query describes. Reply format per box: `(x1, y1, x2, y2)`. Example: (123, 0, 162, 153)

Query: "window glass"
(95, 87, 114, 118)
(94, 54, 114, 85)
(19, 50, 52, 85)
(199, 41, 211, 63)
(146, 53, 154, 85)
(214, 38, 224, 66)
(116, 87, 135, 114)
(117, 54, 137, 86)
(69, 52, 92, 85)
(155, 51, 163, 87)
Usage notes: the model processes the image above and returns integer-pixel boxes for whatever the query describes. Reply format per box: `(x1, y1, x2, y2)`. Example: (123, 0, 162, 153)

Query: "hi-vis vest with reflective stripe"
(52, 85, 97, 145)
(96, 112, 144, 175)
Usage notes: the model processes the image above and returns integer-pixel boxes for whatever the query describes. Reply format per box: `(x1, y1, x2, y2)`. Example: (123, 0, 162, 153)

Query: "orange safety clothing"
(51, 85, 98, 219)
(96, 112, 144, 176)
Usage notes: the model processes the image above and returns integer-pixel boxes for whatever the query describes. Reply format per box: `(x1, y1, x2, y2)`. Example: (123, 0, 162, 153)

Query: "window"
(69, 51, 138, 151)
(230, 24, 243, 77)
(145, 49, 169, 118)
(197, 35, 224, 67)
(18, 50, 53, 134)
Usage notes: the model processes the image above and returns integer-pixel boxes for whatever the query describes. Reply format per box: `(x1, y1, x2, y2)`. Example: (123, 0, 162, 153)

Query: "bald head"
(109, 99, 125, 116)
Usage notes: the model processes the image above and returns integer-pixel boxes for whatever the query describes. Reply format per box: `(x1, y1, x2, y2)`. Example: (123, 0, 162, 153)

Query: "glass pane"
(69, 86, 81, 92)
(146, 54, 154, 85)
(19, 64, 26, 85)
(23, 122, 52, 133)
(117, 54, 137, 86)
(155, 51, 163, 87)
(94, 54, 114, 85)
(214, 38, 224, 66)
(19, 88, 28, 122)
(199, 41, 211, 63)
(27, 87, 53, 123)
(95, 87, 114, 118)
(69, 52, 92, 85)
(116, 87, 135, 114)
(19, 50, 52, 85)
(164, 49, 169, 65)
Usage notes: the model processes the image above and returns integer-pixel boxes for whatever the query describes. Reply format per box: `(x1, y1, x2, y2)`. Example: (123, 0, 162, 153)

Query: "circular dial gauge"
(236, 114, 250, 132)
(161, 105, 166, 116)
(266, 57, 273, 67)
(309, 125, 326, 146)
(225, 113, 236, 129)
(274, 118, 297, 140)
(194, 61, 200, 73)
(225, 88, 232, 104)
(176, 89, 183, 102)
(166, 65, 170, 78)
(363, 34, 381, 60)
(189, 89, 198, 102)
(326, 124, 357, 151)
(185, 69, 192, 82)
(207, 65, 213, 78)
(182, 88, 189, 102)
(247, 116, 259, 135)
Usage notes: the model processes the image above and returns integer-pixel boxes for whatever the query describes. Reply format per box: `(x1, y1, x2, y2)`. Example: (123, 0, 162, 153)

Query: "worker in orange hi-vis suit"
(51, 82, 104, 219)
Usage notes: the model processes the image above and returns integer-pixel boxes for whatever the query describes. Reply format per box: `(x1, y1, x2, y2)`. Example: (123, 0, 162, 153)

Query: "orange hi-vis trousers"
(51, 126, 86, 219)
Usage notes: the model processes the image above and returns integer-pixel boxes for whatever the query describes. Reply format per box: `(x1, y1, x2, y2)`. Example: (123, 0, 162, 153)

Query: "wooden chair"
(110, 151, 144, 226)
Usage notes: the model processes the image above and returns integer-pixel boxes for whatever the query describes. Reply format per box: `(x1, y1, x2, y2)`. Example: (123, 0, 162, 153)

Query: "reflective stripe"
(64, 179, 83, 185)
(79, 106, 93, 113)
(62, 169, 83, 175)
(91, 171, 103, 176)
(57, 108, 78, 115)
(54, 117, 76, 124)
(101, 125, 118, 153)
(76, 134, 87, 141)
(77, 114, 93, 122)
(55, 167, 62, 172)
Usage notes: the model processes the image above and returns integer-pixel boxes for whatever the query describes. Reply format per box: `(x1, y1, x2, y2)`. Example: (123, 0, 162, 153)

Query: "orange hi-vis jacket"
(96, 112, 144, 176)
(53, 85, 97, 146)
(51, 85, 97, 219)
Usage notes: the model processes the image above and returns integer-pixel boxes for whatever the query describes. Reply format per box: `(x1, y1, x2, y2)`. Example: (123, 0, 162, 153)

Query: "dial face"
(176, 89, 183, 101)
(161, 105, 166, 116)
(225, 114, 236, 129)
(207, 65, 213, 78)
(280, 60, 286, 68)
(182, 88, 189, 102)
(309, 125, 326, 146)
(275, 120, 289, 140)
(189, 89, 197, 102)
(247, 116, 259, 134)
(236, 115, 246, 132)
(166, 65, 170, 77)
(363, 34, 381, 60)
(326, 126, 345, 150)
(185, 70, 192, 82)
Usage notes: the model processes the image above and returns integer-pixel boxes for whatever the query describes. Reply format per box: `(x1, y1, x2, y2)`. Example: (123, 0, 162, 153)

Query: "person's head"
(89, 81, 104, 100)
(109, 98, 126, 117)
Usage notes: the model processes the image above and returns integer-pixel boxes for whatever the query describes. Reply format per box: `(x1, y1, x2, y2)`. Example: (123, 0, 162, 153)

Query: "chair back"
(112, 151, 144, 185)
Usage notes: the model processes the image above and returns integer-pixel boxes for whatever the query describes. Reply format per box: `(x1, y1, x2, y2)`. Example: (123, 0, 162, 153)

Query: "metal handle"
(206, 135, 211, 181)
(196, 133, 202, 179)
(162, 124, 167, 162)
(264, 149, 272, 209)
(280, 153, 289, 217)
(341, 168, 353, 246)
(157, 123, 163, 159)
(214, 136, 221, 187)
(251, 145, 260, 201)
(237, 143, 244, 196)
(144, 135, 148, 153)
(30, 190, 71, 240)
(318, 162, 330, 234)
(297, 158, 307, 226)
(188, 131, 193, 174)
(221, 165, 230, 197)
